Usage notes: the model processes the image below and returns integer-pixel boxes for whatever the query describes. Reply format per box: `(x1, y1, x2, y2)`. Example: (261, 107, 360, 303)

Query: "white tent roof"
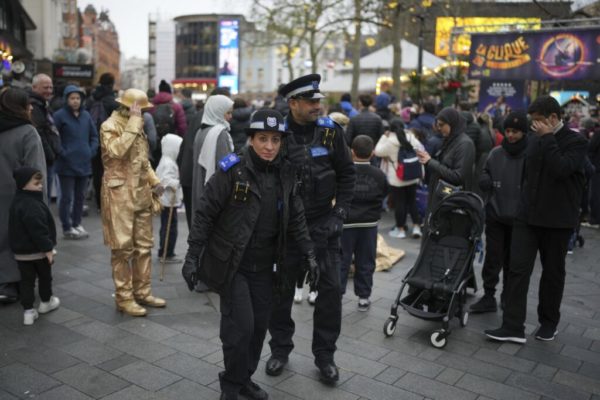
(320, 40, 445, 92)
(355, 40, 445, 71)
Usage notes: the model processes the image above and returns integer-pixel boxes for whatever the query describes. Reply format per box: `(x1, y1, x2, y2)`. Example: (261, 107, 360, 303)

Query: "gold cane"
(160, 188, 177, 281)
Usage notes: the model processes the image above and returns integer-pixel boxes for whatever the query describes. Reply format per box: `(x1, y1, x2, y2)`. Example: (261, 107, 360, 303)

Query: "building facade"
(81, 5, 120, 87)
(121, 56, 148, 92)
(0, 0, 36, 85)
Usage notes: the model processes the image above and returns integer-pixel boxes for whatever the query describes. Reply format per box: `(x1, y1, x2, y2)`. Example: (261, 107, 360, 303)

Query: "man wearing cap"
(266, 74, 355, 385)
(100, 89, 166, 317)
(182, 109, 317, 400)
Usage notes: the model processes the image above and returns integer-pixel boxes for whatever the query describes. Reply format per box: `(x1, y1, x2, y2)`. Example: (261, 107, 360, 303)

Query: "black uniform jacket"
(187, 148, 313, 294)
(518, 124, 588, 229)
(285, 116, 355, 222)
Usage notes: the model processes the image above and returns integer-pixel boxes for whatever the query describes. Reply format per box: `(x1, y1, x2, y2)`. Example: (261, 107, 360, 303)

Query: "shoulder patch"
(218, 153, 241, 172)
(316, 117, 335, 129)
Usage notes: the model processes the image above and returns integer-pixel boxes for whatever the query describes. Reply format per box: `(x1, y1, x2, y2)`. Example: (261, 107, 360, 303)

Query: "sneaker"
(308, 291, 318, 305)
(412, 225, 422, 239)
(567, 250, 574, 255)
(38, 296, 60, 314)
(23, 309, 39, 325)
(535, 325, 558, 341)
(72, 225, 89, 237)
(294, 287, 303, 303)
(388, 227, 406, 239)
(469, 294, 497, 313)
(358, 298, 371, 312)
(63, 228, 85, 240)
(484, 327, 526, 344)
(163, 256, 183, 264)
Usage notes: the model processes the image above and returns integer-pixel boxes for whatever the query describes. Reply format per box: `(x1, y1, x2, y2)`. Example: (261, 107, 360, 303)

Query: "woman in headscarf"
(416, 107, 475, 213)
(191, 94, 234, 217)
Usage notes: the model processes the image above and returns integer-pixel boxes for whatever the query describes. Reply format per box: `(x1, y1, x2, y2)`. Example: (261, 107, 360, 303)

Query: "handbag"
(434, 179, 462, 201)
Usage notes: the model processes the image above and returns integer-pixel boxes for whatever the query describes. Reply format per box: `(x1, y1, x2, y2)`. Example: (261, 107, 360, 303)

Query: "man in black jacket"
(29, 74, 61, 198)
(266, 74, 355, 385)
(345, 94, 384, 145)
(485, 96, 588, 344)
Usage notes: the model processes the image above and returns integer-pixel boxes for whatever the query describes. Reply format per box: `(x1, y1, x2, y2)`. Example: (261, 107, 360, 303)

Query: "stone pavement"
(1, 206, 600, 400)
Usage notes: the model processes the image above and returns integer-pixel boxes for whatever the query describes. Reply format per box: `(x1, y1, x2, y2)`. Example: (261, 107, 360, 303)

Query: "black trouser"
(18, 259, 53, 310)
(502, 222, 572, 333)
(220, 268, 272, 395)
(182, 185, 193, 229)
(269, 237, 342, 363)
(158, 207, 178, 257)
(92, 152, 103, 210)
(481, 218, 512, 297)
(341, 226, 377, 298)
(590, 173, 600, 224)
(390, 185, 421, 229)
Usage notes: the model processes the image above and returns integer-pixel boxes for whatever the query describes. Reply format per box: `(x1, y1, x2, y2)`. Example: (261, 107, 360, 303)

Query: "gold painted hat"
(116, 88, 153, 110)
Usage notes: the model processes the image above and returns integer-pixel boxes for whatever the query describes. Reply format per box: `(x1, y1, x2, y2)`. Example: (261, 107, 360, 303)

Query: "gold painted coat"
(100, 112, 160, 249)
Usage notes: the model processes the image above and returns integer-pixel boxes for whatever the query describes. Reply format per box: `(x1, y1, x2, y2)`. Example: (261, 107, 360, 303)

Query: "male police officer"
(266, 74, 355, 384)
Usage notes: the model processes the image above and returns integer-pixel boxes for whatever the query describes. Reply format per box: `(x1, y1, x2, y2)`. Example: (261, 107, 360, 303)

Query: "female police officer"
(182, 109, 317, 400)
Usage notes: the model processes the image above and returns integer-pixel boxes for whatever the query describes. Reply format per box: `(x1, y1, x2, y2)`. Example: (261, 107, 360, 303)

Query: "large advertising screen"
(218, 20, 239, 94)
(477, 80, 527, 114)
(469, 28, 600, 81)
(435, 17, 540, 57)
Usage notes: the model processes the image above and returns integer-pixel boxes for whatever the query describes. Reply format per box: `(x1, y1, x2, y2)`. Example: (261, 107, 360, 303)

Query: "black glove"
(313, 214, 344, 239)
(304, 250, 320, 291)
(181, 252, 200, 291)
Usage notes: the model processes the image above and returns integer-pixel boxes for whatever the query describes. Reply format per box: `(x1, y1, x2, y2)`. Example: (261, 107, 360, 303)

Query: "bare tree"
(252, 0, 345, 79)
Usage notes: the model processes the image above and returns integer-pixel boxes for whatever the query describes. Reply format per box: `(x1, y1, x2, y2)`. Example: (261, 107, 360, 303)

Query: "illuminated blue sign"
(218, 20, 239, 94)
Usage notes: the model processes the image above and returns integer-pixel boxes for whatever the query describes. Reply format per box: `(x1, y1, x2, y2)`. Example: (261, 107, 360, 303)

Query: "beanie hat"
(13, 166, 41, 190)
(158, 79, 172, 94)
(503, 110, 528, 133)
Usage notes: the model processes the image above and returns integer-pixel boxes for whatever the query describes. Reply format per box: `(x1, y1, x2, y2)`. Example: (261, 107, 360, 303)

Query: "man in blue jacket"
(485, 96, 588, 344)
(53, 85, 99, 240)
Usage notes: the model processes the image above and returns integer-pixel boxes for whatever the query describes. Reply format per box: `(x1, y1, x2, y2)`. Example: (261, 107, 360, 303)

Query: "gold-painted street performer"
(100, 88, 166, 316)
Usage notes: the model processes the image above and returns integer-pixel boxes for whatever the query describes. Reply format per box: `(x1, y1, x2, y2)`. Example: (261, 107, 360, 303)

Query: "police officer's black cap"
(280, 73, 326, 101)
(245, 109, 290, 136)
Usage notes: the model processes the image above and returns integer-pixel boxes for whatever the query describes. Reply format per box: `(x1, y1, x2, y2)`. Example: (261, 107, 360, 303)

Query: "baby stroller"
(383, 191, 484, 348)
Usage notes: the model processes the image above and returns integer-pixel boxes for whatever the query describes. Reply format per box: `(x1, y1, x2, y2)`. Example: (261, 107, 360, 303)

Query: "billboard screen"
(218, 20, 239, 94)
(435, 17, 540, 57)
(477, 80, 527, 114)
(469, 28, 600, 80)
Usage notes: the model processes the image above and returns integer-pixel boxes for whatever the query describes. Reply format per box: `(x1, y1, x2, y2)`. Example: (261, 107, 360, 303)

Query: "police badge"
(266, 117, 278, 128)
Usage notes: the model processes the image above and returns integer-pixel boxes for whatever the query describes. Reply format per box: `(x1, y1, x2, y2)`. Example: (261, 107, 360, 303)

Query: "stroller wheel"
(460, 311, 469, 327)
(430, 330, 447, 348)
(383, 318, 397, 337)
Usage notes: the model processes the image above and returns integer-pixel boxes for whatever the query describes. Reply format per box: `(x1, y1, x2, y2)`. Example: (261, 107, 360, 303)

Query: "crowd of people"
(0, 70, 599, 400)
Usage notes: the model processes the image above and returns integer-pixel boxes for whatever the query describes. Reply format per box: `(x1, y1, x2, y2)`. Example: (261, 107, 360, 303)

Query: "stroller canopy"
(428, 191, 485, 240)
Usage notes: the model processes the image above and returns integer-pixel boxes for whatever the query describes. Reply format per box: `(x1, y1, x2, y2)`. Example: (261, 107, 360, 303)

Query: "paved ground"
(1, 205, 600, 400)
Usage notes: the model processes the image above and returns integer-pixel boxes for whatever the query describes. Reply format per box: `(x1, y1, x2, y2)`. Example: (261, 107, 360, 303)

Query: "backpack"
(88, 99, 108, 130)
(395, 143, 422, 181)
(153, 103, 175, 138)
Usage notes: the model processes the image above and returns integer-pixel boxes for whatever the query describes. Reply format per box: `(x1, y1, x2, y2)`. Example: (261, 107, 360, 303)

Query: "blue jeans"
(159, 207, 178, 257)
(58, 175, 88, 232)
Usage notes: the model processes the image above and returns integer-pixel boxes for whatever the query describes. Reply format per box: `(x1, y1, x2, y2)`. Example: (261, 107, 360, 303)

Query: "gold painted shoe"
(135, 295, 166, 308)
(116, 301, 147, 316)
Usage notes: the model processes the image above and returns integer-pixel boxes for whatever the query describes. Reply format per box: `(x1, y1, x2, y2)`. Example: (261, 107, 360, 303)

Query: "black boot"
(469, 294, 497, 313)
